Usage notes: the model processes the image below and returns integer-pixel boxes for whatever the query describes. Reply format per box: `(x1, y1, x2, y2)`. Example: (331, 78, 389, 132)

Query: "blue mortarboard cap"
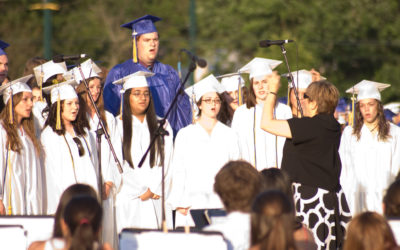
(384, 109, 396, 122)
(336, 97, 348, 112)
(121, 15, 161, 36)
(0, 40, 9, 56)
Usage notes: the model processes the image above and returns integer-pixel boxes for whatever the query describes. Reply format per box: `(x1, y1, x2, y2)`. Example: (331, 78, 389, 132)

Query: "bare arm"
(260, 72, 292, 138)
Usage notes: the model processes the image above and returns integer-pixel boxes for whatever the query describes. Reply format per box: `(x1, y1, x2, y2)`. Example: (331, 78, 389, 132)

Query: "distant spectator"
(204, 160, 263, 250)
(343, 211, 398, 250)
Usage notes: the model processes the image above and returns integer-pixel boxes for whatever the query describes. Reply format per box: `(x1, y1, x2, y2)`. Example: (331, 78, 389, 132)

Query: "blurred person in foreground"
(204, 160, 263, 250)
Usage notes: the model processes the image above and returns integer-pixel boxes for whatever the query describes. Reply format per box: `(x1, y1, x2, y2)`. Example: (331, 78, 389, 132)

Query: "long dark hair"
(353, 101, 390, 141)
(246, 79, 257, 108)
(44, 99, 89, 136)
(122, 89, 164, 168)
(0, 92, 41, 155)
(251, 190, 297, 250)
(63, 196, 102, 250)
(53, 184, 98, 238)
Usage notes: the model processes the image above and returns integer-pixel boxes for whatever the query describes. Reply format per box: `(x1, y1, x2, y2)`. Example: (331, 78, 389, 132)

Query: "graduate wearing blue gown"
(103, 15, 192, 136)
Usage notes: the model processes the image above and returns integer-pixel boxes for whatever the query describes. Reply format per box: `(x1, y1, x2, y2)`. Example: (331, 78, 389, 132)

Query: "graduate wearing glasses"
(113, 71, 174, 232)
(41, 80, 99, 215)
(0, 75, 43, 215)
(168, 74, 241, 227)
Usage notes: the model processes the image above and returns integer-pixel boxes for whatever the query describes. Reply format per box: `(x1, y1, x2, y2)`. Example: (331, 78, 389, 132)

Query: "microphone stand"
(279, 44, 304, 117)
(75, 61, 124, 204)
(138, 59, 197, 233)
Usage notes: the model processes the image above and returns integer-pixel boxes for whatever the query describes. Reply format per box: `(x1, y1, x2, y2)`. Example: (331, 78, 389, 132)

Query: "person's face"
(0, 55, 9, 84)
(32, 88, 41, 104)
(226, 90, 239, 110)
(14, 92, 33, 121)
(62, 98, 80, 123)
(137, 32, 159, 66)
(129, 87, 150, 116)
(359, 98, 379, 124)
(289, 88, 307, 112)
(87, 78, 101, 103)
(252, 76, 269, 102)
(199, 92, 221, 119)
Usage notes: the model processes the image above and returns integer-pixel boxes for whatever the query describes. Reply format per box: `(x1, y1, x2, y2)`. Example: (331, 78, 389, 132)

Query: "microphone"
(259, 40, 294, 47)
(53, 54, 87, 63)
(180, 49, 207, 68)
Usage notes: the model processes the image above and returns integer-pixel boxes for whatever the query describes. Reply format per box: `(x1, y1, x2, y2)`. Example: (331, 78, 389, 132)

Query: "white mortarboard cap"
(287, 70, 313, 89)
(219, 74, 245, 92)
(72, 59, 101, 83)
(0, 75, 32, 104)
(185, 74, 224, 102)
(112, 71, 155, 90)
(42, 79, 78, 104)
(240, 57, 282, 81)
(345, 80, 390, 102)
(33, 60, 67, 84)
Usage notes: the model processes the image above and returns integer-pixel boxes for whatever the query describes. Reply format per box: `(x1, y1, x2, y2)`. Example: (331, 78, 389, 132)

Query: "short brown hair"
(343, 211, 397, 250)
(383, 179, 400, 217)
(306, 80, 339, 114)
(214, 160, 263, 213)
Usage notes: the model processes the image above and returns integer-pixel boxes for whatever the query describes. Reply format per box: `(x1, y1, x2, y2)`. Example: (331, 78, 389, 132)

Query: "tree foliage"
(1, 0, 399, 102)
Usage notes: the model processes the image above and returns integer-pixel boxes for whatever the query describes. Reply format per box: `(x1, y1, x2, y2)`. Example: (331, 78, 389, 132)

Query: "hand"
(176, 207, 189, 216)
(102, 182, 113, 200)
(152, 194, 160, 200)
(0, 200, 5, 215)
(310, 68, 321, 82)
(139, 188, 154, 201)
(267, 71, 281, 93)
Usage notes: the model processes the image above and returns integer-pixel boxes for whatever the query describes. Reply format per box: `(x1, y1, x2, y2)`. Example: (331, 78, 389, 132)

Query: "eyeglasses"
(202, 98, 221, 105)
(132, 92, 150, 98)
(303, 93, 310, 99)
(73, 137, 85, 157)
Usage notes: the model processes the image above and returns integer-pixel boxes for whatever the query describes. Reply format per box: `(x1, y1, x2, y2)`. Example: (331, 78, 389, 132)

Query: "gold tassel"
(191, 94, 196, 124)
(39, 72, 44, 102)
(119, 90, 124, 120)
(9, 90, 13, 125)
(56, 94, 61, 130)
(349, 95, 356, 128)
(238, 82, 243, 106)
(132, 30, 138, 63)
(7, 144, 12, 215)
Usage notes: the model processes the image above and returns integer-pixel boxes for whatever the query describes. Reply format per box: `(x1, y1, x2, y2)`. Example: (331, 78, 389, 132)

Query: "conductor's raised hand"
(267, 71, 281, 94)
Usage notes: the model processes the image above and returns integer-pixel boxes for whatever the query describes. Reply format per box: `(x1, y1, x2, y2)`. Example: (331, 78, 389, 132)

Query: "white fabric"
(185, 74, 224, 102)
(119, 230, 228, 250)
(220, 75, 244, 92)
(32, 101, 48, 131)
(0, 226, 26, 250)
(50, 84, 78, 104)
(388, 219, 400, 245)
(113, 71, 154, 90)
(44, 238, 66, 250)
(1, 76, 32, 104)
(41, 126, 99, 215)
(72, 59, 101, 83)
(339, 123, 400, 215)
(88, 111, 122, 248)
(231, 102, 292, 170)
(0, 125, 43, 215)
(168, 122, 241, 227)
(204, 211, 250, 250)
(115, 115, 174, 232)
(33, 60, 67, 83)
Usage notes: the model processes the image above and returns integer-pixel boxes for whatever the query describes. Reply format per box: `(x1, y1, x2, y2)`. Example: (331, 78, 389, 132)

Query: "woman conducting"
(260, 73, 351, 249)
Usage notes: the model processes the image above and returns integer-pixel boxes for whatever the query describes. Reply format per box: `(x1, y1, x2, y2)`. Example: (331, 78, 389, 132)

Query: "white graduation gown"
(88, 111, 122, 248)
(0, 125, 43, 215)
(168, 121, 241, 227)
(231, 102, 292, 170)
(115, 115, 174, 233)
(340, 123, 400, 215)
(41, 126, 99, 215)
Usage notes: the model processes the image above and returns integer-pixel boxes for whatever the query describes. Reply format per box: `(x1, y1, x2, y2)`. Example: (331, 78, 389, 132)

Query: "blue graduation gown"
(103, 60, 192, 136)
